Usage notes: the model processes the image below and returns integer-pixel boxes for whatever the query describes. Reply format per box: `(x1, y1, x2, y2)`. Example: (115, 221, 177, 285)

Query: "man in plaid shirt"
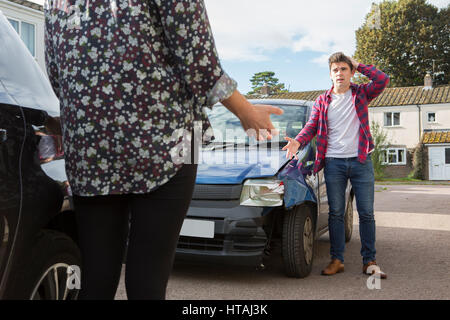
(283, 52, 389, 279)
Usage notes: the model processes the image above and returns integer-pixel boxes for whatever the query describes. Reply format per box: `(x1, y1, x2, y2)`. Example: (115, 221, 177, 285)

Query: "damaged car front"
(175, 99, 353, 278)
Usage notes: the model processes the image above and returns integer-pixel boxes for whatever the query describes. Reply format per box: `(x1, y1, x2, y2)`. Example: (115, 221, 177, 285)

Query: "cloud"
(311, 54, 331, 67)
(28, 0, 448, 67)
(204, 0, 371, 63)
(204, 0, 448, 65)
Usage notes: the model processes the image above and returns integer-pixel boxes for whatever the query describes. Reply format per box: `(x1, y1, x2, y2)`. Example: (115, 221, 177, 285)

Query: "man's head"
(328, 52, 356, 93)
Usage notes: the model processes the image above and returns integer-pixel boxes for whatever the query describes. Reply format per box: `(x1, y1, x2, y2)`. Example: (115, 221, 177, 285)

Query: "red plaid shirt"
(295, 64, 389, 174)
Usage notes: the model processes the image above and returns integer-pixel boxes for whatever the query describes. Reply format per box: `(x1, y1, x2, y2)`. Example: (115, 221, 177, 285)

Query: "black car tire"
(282, 205, 315, 278)
(344, 193, 354, 243)
(6, 229, 81, 300)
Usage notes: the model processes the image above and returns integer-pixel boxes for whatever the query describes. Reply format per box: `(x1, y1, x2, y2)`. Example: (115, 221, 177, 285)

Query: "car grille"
(232, 236, 267, 251)
(178, 235, 225, 251)
(192, 184, 242, 200)
(177, 235, 266, 253)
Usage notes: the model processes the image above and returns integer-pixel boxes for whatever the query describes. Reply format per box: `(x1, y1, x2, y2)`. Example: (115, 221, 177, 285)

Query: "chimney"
(423, 72, 433, 90)
(260, 82, 269, 96)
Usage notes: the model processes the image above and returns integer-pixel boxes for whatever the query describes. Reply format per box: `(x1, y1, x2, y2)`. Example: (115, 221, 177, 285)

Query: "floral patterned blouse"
(44, 0, 237, 196)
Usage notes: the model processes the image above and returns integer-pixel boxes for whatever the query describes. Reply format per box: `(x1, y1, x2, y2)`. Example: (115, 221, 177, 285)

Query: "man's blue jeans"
(324, 154, 376, 265)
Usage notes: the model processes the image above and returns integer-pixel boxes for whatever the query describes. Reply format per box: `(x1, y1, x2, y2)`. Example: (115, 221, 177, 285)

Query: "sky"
(29, 0, 448, 94)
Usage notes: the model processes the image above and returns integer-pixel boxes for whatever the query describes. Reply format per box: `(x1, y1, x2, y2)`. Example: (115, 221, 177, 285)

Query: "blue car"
(176, 99, 354, 278)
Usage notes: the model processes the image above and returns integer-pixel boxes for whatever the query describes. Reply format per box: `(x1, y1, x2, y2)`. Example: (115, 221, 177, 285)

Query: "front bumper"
(175, 200, 274, 266)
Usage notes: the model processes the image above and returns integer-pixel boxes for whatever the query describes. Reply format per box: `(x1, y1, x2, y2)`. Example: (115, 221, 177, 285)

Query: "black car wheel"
(344, 193, 354, 243)
(8, 229, 81, 300)
(282, 205, 315, 278)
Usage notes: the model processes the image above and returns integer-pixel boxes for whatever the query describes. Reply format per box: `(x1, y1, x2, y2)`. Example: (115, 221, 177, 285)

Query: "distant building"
(0, 0, 46, 73)
(257, 76, 450, 180)
(422, 130, 450, 180)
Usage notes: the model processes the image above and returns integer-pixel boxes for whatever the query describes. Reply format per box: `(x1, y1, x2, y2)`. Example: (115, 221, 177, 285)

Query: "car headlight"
(240, 178, 284, 207)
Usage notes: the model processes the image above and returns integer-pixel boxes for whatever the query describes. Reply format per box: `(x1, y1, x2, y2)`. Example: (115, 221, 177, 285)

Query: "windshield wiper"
(247, 140, 287, 149)
(203, 142, 244, 151)
(202, 139, 287, 151)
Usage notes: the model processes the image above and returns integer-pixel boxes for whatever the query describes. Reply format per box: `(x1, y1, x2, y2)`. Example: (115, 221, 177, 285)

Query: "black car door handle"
(0, 129, 7, 143)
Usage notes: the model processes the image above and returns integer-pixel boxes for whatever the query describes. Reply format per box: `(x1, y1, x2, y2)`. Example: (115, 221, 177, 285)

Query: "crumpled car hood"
(276, 156, 317, 209)
(196, 147, 290, 184)
(196, 144, 317, 208)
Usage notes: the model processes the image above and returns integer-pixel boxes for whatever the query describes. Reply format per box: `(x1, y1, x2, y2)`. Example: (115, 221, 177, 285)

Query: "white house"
(366, 82, 450, 179)
(264, 77, 450, 180)
(422, 130, 450, 180)
(0, 0, 46, 73)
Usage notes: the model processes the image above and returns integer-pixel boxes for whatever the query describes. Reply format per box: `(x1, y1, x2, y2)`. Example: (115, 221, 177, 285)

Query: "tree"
(354, 0, 449, 87)
(248, 71, 289, 95)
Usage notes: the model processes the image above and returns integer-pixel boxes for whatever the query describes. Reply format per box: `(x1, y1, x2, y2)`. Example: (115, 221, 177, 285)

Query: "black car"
(0, 11, 80, 300)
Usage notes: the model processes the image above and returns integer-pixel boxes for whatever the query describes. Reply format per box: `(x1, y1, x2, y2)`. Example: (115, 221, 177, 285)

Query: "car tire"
(282, 205, 315, 278)
(6, 229, 81, 300)
(344, 193, 354, 243)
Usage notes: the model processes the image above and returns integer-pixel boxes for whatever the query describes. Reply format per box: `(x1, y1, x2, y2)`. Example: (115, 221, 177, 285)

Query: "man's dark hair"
(328, 52, 354, 71)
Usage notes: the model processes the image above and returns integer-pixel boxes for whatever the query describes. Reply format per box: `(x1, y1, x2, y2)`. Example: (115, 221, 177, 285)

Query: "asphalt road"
(115, 184, 450, 300)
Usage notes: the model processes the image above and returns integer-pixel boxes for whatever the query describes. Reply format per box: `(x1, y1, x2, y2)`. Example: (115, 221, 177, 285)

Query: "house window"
(384, 112, 400, 127)
(427, 112, 436, 123)
(7, 18, 36, 57)
(8, 18, 19, 33)
(446, 148, 450, 165)
(381, 148, 406, 165)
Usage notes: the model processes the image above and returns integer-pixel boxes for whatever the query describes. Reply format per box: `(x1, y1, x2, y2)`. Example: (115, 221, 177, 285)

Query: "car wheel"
(344, 193, 354, 243)
(7, 229, 81, 300)
(282, 205, 315, 278)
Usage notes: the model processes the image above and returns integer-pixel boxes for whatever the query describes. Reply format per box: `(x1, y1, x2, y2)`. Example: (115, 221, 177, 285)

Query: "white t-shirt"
(325, 89, 360, 158)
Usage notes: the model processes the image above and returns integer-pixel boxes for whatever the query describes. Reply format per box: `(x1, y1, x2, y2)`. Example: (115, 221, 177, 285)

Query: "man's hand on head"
(349, 57, 360, 71)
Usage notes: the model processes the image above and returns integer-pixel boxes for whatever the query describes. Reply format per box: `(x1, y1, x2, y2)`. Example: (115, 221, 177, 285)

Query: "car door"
(0, 12, 62, 298)
(0, 104, 25, 298)
(317, 169, 329, 232)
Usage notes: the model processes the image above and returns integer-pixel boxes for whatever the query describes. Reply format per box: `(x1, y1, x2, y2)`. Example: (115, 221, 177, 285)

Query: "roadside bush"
(370, 121, 390, 180)
(409, 143, 424, 180)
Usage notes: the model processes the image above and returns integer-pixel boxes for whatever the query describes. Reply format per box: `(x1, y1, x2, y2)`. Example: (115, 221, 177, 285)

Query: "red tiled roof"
(265, 85, 450, 107)
(422, 130, 450, 144)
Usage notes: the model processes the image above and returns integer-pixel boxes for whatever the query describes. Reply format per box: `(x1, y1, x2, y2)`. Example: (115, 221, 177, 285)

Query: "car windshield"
(205, 104, 308, 145)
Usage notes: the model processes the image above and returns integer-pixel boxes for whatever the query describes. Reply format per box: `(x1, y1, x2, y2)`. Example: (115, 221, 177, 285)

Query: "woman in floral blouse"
(44, 0, 282, 299)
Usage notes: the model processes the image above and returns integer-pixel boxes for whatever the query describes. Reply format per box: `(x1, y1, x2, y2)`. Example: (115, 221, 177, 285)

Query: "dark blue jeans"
(324, 154, 376, 265)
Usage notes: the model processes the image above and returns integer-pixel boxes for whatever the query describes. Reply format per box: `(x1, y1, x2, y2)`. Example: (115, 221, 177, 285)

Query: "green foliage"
(248, 71, 289, 95)
(354, 0, 449, 87)
(352, 73, 370, 85)
(371, 121, 390, 179)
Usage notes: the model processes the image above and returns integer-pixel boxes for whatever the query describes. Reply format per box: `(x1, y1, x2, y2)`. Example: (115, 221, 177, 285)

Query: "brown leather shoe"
(321, 259, 344, 276)
(363, 261, 387, 279)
